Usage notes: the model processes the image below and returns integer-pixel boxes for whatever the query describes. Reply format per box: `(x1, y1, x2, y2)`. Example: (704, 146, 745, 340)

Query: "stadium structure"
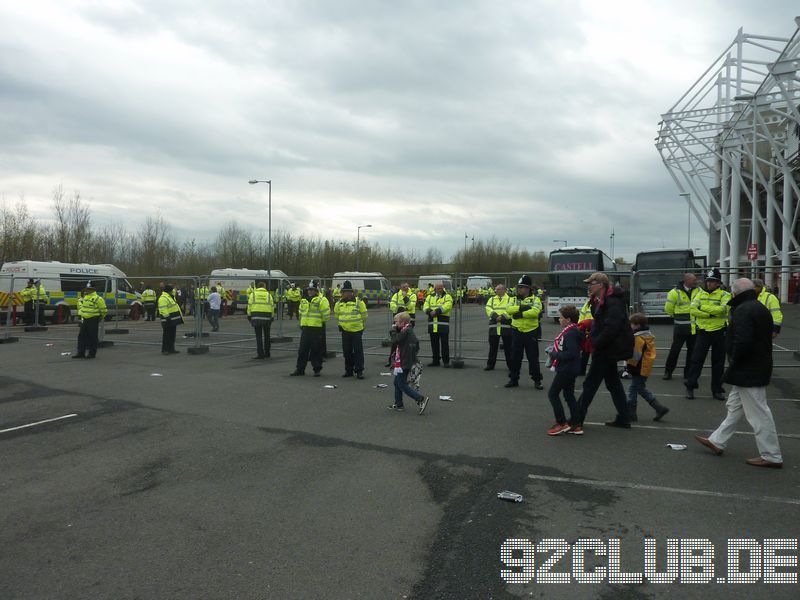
(657, 16, 800, 301)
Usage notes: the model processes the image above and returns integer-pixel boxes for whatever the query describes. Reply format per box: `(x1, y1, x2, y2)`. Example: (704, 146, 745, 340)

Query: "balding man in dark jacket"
(695, 278, 782, 468)
(574, 272, 634, 433)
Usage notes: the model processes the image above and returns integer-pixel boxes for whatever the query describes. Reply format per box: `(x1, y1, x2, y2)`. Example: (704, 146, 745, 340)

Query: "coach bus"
(632, 249, 706, 317)
(546, 246, 618, 320)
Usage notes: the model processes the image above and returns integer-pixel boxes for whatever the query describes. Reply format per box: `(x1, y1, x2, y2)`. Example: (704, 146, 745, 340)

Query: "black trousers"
(144, 302, 156, 321)
(579, 351, 590, 376)
(253, 321, 271, 357)
(508, 328, 542, 383)
(548, 371, 579, 425)
(77, 316, 100, 357)
(577, 355, 629, 425)
(341, 330, 365, 374)
(664, 326, 695, 378)
(296, 326, 323, 373)
(288, 301, 300, 319)
(686, 329, 726, 394)
(161, 323, 177, 352)
(428, 327, 450, 365)
(487, 330, 513, 368)
(23, 301, 34, 325)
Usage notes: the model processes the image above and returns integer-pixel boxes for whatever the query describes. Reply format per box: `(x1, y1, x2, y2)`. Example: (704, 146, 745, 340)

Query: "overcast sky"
(1, 1, 798, 262)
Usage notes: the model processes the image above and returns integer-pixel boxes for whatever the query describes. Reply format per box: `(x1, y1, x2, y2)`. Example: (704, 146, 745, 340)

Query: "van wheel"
(129, 304, 141, 321)
(55, 305, 70, 325)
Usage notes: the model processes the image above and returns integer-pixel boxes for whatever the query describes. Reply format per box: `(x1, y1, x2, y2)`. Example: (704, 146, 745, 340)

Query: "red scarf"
(551, 323, 578, 370)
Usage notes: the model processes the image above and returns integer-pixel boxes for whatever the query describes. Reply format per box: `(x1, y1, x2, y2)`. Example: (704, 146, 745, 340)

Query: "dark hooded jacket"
(590, 285, 633, 362)
(723, 289, 773, 387)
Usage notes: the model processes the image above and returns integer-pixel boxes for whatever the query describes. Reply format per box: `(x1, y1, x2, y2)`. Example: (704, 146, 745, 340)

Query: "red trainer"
(567, 425, 584, 435)
(547, 423, 571, 436)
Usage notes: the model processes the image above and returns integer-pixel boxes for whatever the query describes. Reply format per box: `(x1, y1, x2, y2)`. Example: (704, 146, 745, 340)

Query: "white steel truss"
(656, 17, 800, 301)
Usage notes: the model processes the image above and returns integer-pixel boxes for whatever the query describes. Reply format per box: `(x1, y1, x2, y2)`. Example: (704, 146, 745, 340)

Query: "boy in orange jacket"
(627, 313, 669, 422)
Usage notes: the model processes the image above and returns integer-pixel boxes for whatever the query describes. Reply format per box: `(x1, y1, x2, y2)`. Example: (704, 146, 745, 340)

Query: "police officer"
(753, 279, 783, 338)
(335, 281, 368, 378)
(158, 284, 183, 355)
(423, 282, 453, 367)
(685, 268, 731, 400)
(21, 279, 35, 325)
(248, 281, 274, 359)
(291, 280, 330, 376)
(141, 284, 157, 321)
(73, 282, 107, 359)
(386, 282, 416, 367)
(663, 273, 699, 380)
(32, 279, 47, 325)
(285, 283, 301, 320)
(332, 284, 342, 305)
(484, 284, 514, 371)
(197, 281, 210, 318)
(505, 275, 544, 389)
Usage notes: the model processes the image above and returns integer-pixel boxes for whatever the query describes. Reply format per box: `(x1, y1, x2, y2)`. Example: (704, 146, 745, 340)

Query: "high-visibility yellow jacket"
(691, 287, 731, 332)
(141, 289, 157, 303)
(506, 294, 542, 333)
(31, 284, 48, 303)
(197, 285, 209, 300)
(485, 293, 515, 336)
(158, 291, 183, 324)
(578, 298, 594, 323)
(333, 287, 342, 301)
(247, 288, 274, 322)
(20, 286, 33, 302)
(299, 294, 330, 327)
(423, 292, 453, 333)
(665, 285, 699, 333)
(390, 290, 416, 315)
(758, 289, 783, 333)
(285, 288, 302, 303)
(78, 291, 108, 319)
(335, 298, 368, 332)
(217, 285, 226, 301)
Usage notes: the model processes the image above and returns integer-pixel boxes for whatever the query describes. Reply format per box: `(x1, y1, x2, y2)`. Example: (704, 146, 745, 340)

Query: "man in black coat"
(574, 272, 634, 432)
(695, 278, 782, 468)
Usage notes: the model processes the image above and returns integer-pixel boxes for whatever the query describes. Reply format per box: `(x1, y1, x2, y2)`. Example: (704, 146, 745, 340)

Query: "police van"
(417, 275, 453, 293)
(330, 272, 391, 306)
(0, 260, 141, 324)
(208, 268, 289, 314)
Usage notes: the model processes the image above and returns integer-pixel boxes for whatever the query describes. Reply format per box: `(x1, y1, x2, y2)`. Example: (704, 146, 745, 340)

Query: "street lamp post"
(248, 179, 272, 275)
(356, 224, 372, 271)
(679, 192, 691, 248)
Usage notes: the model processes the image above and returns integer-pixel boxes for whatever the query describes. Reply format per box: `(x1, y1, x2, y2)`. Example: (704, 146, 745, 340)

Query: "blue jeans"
(627, 375, 656, 408)
(207, 308, 220, 330)
(394, 370, 423, 406)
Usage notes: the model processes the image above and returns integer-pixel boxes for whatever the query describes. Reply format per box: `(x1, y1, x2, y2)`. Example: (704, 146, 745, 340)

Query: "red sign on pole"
(747, 243, 758, 261)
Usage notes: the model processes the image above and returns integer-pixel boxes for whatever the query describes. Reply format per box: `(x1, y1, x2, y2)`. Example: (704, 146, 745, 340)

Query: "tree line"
(0, 186, 548, 277)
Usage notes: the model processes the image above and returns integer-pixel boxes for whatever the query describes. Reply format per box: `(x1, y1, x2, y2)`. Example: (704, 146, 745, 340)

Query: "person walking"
(695, 278, 782, 468)
(573, 273, 634, 431)
(207, 286, 222, 332)
(386, 282, 416, 367)
(423, 282, 453, 367)
(248, 281, 274, 359)
(504, 275, 544, 389)
(544, 305, 583, 435)
(141, 284, 157, 321)
(158, 284, 183, 354)
(387, 312, 429, 414)
(663, 273, 699, 381)
(685, 268, 731, 400)
(484, 284, 514, 371)
(334, 280, 368, 378)
(72, 282, 107, 359)
(291, 280, 330, 377)
(626, 313, 669, 422)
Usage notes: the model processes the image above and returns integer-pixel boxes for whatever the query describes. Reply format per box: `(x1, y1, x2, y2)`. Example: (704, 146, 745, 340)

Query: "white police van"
(0, 260, 141, 323)
(208, 268, 289, 314)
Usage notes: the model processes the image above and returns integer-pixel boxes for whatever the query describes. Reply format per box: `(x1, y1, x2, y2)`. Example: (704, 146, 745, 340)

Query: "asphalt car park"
(1, 304, 799, 599)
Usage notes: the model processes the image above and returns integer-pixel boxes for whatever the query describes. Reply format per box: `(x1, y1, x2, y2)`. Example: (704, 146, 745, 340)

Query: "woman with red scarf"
(545, 305, 584, 435)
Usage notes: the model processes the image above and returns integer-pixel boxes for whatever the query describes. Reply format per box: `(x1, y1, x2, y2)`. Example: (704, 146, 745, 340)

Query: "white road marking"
(528, 474, 800, 506)
(0, 413, 78, 434)
(583, 421, 800, 440)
